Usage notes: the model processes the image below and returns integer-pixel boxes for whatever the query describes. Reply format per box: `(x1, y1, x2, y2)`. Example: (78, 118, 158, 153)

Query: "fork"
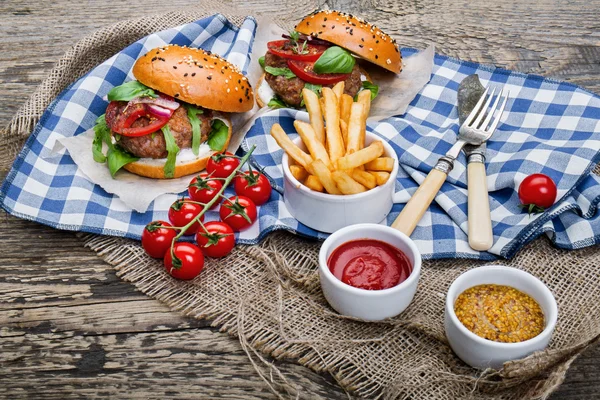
(391, 87, 509, 237)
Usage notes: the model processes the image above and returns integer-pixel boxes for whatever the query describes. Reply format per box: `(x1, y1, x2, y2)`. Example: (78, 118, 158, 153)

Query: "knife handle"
(392, 168, 447, 237)
(467, 161, 493, 251)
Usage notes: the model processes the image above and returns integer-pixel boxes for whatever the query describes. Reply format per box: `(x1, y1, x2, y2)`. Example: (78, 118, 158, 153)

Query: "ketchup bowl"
(318, 224, 421, 321)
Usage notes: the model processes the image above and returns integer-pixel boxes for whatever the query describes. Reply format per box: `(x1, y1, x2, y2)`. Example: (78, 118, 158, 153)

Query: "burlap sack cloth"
(3, 4, 600, 399)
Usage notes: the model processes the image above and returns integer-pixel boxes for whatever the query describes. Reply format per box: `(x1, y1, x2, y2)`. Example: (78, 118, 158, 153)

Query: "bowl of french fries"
(270, 83, 399, 233)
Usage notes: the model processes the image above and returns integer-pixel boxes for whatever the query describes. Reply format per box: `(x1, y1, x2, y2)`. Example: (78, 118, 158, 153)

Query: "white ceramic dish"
(445, 265, 558, 370)
(282, 131, 399, 233)
(318, 224, 421, 321)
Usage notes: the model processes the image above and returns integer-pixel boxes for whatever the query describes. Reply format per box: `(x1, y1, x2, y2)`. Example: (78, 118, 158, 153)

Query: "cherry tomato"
(219, 195, 258, 231)
(164, 242, 205, 280)
(141, 220, 177, 258)
(234, 171, 272, 206)
(206, 152, 241, 179)
(188, 173, 223, 208)
(168, 198, 205, 235)
(196, 221, 236, 258)
(287, 59, 350, 85)
(267, 39, 328, 62)
(518, 173, 557, 213)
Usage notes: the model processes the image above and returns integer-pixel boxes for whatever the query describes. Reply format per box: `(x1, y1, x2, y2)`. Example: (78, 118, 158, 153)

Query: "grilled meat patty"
(264, 52, 363, 107)
(106, 103, 213, 159)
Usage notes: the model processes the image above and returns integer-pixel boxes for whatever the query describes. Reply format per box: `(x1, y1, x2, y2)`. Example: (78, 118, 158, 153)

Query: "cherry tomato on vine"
(188, 173, 223, 208)
(234, 171, 272, 206)
(219, 195, 257, 232)
(164, 242, 205, 280)
(168, 198, 204, 235)
(518, 173, 557, 214)
(206, 152, 240, 179)
(196, 221, 236, 258)
(141, 220, 177, 258)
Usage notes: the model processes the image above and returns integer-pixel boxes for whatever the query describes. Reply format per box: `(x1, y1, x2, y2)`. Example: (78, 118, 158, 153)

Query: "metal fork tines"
(444, 86, 510, 161)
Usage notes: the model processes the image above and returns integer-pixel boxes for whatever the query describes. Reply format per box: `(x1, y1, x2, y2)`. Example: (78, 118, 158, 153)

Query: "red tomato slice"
(108, 102, 170, 137)
(267, 39, 328, 62)
(287, 60, 350, 85)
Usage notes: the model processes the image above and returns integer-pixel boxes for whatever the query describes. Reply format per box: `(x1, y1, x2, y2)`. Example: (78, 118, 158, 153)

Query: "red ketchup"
(327, 239, 412, 290)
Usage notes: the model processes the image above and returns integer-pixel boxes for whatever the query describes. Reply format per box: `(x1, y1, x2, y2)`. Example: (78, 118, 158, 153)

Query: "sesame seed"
(369, 48, 373, 51)
(225, 79, 229, 83)
(174, 93, 179, 97)
(386, 59, 391, 64)
(227, 88, 230, 93)
(173, 66, 177, 69)
(375, 55, 379, 59)
(239, 98, 242, 103)
(192, 73, 196, 76)
(207, 76, 212, 80)
(184, 73, 188, 77)
(359, 44, 363, 48)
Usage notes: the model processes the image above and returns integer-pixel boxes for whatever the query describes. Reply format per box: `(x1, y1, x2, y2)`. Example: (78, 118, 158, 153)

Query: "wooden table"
(1, 1, 599, 398)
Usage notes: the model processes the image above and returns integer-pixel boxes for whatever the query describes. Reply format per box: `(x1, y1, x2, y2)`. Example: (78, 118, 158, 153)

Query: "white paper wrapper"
(54, 17, 433, 213)
(251, 17, 435, 121)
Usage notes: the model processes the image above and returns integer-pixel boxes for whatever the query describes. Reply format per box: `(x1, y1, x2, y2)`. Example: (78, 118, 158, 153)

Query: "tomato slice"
(267, 40, 328, 62)
(286, 60, 350, 85)
(107, 102, 170, 137)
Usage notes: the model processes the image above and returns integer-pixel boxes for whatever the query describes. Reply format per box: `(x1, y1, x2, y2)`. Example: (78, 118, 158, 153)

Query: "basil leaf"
(267, 97, 288, 109)
(304, 83, 322, 96)
(264, 66, 296, 79)
(107, 80, 157, 102)
(107, 146, 139, 177)
(258, 56, 265, 69)
(92, 114, 111, 163)
(361, 81, 379, 100)
(208, 119, 229, 151)
(161, 125, 180, 179)
(313, 46, 355, 74)
(185, 104, 204, 155)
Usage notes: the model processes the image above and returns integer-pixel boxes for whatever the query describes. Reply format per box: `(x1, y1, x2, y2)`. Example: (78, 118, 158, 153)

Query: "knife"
(458, 75, 493, 251)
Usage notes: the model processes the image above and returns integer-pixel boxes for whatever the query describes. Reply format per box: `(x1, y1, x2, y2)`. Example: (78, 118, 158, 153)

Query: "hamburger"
(256, 10, 402, 108)
(93, 45, 254, 179)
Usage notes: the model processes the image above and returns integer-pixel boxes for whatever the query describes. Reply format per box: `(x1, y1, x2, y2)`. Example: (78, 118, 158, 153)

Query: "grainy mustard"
(454, 284, 545, 343)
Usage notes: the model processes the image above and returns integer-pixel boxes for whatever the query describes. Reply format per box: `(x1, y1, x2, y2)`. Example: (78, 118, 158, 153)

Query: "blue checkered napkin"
(242, 49, 600, 260)
(0, 15, 269, 242)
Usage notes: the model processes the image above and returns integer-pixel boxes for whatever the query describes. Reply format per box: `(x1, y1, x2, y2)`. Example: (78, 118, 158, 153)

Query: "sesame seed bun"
(295, 10, 402, 74)
(122, 115, 232, 179)
(133, 45, 254, 113)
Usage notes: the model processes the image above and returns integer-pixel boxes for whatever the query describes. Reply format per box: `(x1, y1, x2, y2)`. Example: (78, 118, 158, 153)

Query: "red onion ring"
(146, 104, 173, 118)
(130, 96, 180, 110)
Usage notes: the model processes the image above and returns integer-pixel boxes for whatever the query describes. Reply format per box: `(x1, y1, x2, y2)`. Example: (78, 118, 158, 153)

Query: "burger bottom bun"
(122, 115, 232, 179)
(256, 66, 372, 109)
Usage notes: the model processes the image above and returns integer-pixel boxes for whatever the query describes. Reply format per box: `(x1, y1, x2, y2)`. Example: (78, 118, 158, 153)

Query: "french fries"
(302, 88, 325, 144)
(270, 123, 313, 169)
(269, 85, 393, 196)
(294, 120, 331, 169)
(305, 175, 324, 192)
(332, 171, 367, 195)
(322, 87, 345, 163)
(365, 157, 395, 172)
(337, 141, 384, 170)
(290, 164, 308, 182)
(311, 159, 342, 195)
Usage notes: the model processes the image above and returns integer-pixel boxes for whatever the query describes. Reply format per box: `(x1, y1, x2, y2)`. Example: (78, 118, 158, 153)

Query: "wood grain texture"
(0, 0, 599, 398)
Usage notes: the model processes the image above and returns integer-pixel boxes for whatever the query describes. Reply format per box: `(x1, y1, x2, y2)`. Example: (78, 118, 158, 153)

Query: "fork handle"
(467, 161, 493, 251)
(392, 168, 447, 237)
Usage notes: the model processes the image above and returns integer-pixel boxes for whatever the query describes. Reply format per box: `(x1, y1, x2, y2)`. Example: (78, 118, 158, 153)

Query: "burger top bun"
(133, 45, 254, 113)
(295, 10, 402, 74)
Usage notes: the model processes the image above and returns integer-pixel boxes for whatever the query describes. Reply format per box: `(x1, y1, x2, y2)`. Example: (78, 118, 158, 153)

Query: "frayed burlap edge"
(2, 4, 600, 399)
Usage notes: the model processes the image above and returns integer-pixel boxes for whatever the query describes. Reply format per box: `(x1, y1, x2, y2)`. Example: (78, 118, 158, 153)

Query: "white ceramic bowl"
(282, 131, 399, 233)
(318, 224, 421, 321)
(445, 266, 558, 370)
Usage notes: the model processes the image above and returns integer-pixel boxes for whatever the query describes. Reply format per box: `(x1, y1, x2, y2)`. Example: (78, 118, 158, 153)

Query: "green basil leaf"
(107, 146, 139, 177)
(161, 125, 180, 179)
(264, 66, 296, 79)
(267, 97, 288, 109)
(185, 104, 204, 155)
(313, 46, 355, 74)
(304, 83, 322, 96)
(107, 80, 157, 102)
(92, 114, 112, 163)
(361, 81, 379, 100)
(258, 56, 265, 69)
(208, 119, 229, 152)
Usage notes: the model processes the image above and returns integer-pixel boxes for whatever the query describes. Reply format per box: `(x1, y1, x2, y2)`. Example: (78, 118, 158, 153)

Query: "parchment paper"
(54, 17, 433, 213)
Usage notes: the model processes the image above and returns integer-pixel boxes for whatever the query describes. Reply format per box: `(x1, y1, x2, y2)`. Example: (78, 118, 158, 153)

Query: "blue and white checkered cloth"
(2, 15, 600, 260)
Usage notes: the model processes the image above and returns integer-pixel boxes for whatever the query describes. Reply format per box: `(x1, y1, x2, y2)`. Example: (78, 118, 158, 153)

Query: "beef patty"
(264, 52, 363, 107)
(106, 102, 213, 159)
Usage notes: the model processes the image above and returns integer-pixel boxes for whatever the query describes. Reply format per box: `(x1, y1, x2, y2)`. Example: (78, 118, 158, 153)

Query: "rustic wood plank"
(1, 0, 599, 398)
